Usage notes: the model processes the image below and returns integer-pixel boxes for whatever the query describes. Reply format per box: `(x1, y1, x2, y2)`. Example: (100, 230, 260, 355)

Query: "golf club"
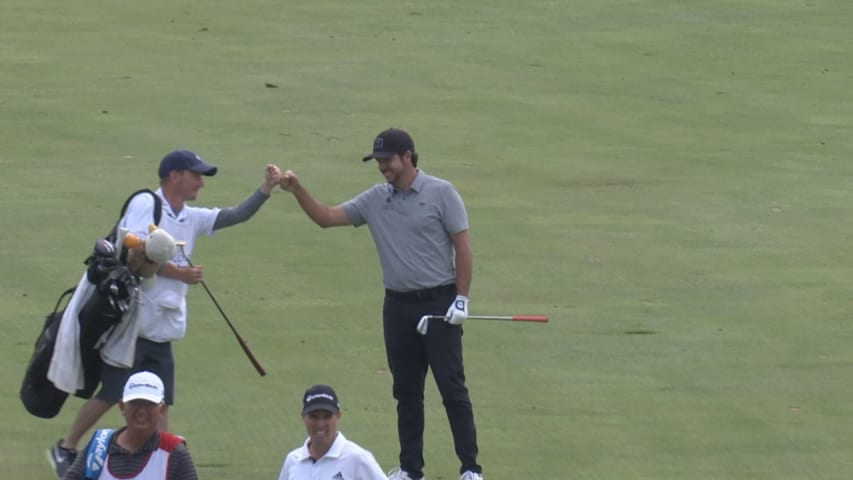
(178, 244, 266, 376)
(416, 314, 549, 335)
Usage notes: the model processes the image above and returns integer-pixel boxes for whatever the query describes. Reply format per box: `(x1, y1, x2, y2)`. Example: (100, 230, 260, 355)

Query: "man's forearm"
(158, 262, 184, 281)
(455, 242, 472, 297)
(455, 256, 472, 297)
(292, 184, 334, 228)
(213, 188, 270, 230)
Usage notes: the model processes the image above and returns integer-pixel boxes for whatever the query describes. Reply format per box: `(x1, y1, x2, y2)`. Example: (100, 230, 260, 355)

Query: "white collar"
(297, 432, 346, 462)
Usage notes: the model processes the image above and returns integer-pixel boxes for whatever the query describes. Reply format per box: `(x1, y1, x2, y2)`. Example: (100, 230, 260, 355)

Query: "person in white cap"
(61, 371, 198, 480)
(278, 384, 388, 480)
(48, 150, 283, 479)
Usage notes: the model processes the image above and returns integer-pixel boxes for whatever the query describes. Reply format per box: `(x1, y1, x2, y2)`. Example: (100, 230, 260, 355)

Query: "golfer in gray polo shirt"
(278, 128, 483, 480)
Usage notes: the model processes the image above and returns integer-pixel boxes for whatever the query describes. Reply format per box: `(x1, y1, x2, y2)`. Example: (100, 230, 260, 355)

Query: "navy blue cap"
(362, 128, 415, 162)
(158, 149, 218, 179)
(302, 384, 340, 414)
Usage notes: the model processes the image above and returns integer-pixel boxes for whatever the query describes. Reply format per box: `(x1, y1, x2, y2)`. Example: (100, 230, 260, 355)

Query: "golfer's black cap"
(362, 128, 415, 162)
(159, 149, 218, 179)
(301, 384, 341, 414)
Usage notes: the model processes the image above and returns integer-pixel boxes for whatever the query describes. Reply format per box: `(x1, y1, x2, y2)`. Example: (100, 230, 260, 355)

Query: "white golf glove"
(445, 295, 469, 326)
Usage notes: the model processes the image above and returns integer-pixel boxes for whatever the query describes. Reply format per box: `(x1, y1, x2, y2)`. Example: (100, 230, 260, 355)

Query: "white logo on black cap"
(374, 137, 384, 149)
(306, 393, 336, 403)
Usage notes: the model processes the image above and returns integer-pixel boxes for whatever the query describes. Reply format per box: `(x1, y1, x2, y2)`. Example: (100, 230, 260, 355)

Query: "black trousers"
(383, 284, 481, 477)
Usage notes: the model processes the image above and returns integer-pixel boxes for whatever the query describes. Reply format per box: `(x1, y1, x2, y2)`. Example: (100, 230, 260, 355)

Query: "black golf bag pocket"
(20, 290, 74, 419)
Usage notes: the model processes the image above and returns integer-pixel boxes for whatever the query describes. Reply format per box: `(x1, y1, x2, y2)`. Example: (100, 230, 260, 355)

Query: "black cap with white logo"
(301, 384, 341, 414)
(362, 128, 415, 161)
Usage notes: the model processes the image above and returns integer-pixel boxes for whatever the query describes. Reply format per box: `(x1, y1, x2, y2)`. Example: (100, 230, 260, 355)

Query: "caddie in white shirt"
(47, 149, 283, 480)
(279, 384, 388, 480)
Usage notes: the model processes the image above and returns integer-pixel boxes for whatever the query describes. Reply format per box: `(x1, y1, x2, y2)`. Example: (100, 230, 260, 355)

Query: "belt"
(385, 283, 456, 302)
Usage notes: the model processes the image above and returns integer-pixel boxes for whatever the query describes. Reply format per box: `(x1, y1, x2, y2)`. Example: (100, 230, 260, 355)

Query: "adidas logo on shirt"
(332, 473, 345, 480)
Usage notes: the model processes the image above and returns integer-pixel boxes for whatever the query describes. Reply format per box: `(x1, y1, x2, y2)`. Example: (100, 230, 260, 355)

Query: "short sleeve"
(118, 193, 157, 237)
(357, 451, 389, 480)
(341, 184, 386, 227)
(188, 206, 220, 237)
(441, 183, 468, 235)
(167, 443, 199, 480)
(278, 453, 296, 480)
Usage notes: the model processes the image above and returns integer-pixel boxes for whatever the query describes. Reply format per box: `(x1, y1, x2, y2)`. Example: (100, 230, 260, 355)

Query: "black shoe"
(46, 439, 77, 479)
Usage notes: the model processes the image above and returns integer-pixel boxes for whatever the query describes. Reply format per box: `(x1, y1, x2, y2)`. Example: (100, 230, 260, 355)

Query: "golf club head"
(416, 315, 430, 335)
(94, 238, 116, 257)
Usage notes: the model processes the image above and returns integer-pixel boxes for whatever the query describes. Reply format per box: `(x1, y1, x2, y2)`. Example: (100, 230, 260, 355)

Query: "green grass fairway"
(3, 1, 853, 478)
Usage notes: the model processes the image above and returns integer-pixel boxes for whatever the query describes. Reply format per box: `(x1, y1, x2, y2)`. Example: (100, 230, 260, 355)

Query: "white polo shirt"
(278, 432, 387, 480)
(119, 188, 219, 342)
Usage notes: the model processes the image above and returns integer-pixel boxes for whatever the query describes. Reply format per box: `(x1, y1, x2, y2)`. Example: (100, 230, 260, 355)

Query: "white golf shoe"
(387, 467, 421, 480)
(460, 471, 483, 480)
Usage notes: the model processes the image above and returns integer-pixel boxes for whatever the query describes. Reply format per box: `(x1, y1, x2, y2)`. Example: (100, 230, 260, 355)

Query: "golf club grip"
(511, 315, 549, 322)
(200, 280, 266, 377)
(236, 334, 267, 377)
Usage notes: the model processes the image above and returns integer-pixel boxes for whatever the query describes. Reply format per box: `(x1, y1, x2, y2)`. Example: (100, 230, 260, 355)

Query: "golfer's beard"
(382, 170, 396, 184)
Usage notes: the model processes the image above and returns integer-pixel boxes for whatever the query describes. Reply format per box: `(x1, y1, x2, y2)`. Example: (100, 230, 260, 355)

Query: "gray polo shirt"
(341, 170, 468, 291)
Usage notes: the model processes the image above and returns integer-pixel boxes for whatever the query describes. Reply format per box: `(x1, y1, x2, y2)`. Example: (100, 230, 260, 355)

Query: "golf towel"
(47, 272, 141, 394)
(47, 272, 95, 393)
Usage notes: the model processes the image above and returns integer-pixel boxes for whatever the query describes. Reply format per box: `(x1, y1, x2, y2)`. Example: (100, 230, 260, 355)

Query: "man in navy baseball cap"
(362, 128, 415, 162)
(158, 149, 218, 179)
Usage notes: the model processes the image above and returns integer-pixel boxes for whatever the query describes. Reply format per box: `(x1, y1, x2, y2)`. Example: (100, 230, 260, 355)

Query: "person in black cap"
(47, 150, 283, 479)
(278, 385, 387, 480)
(278, 129, 483, 480)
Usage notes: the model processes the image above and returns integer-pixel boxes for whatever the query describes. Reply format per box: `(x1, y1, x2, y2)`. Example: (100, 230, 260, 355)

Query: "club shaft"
(180, 252, 239, 334)
(180, 247, 266, 376)
(424, 315, 549, 322)
(198, 280, 240, 336)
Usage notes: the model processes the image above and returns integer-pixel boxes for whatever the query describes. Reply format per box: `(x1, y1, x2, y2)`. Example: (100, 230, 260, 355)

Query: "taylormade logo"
(306, 393, 335, 403)
(128, 382, 157, 391)
(86, 429, 111, 473)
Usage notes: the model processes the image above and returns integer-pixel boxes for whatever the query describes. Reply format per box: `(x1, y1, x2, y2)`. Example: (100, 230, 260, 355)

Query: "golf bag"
(20, 189, 162, 418)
